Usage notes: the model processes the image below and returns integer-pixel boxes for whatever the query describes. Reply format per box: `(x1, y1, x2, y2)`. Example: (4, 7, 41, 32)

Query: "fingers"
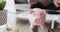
(30, 24, 35, 30)
(39, 23, 46, 29)
(28, 0, 38, 5)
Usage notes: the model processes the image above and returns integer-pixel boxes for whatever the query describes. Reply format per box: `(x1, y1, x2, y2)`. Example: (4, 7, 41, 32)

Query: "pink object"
(28, 8, 46, 30)
(28, 0, 38, 5)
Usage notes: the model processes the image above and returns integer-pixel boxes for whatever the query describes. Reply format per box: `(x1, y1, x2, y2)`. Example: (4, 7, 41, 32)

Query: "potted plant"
(0, 0, 6, 25)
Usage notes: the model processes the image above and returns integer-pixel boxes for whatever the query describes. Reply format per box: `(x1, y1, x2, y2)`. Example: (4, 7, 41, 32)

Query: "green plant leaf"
(0, 1, 6, 10)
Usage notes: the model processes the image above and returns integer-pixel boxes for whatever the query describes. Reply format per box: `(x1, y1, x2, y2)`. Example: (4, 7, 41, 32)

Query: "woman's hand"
(28, 0, 39, 5)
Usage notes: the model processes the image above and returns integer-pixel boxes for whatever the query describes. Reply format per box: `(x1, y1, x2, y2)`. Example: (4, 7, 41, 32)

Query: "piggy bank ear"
(29, 10, 35, 14)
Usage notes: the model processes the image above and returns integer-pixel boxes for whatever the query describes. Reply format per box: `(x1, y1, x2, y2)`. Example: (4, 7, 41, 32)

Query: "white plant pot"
(0, 10, 7, 26)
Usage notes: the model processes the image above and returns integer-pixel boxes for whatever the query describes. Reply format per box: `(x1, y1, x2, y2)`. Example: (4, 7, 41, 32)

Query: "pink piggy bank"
(28, 8, 46, 30)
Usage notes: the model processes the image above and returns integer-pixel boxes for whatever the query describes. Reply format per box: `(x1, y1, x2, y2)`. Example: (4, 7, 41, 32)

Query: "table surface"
(17, 11, 60, 22)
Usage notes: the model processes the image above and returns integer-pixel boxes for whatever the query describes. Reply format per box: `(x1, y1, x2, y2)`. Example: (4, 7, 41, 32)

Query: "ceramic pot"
(0, 10, 7, 26)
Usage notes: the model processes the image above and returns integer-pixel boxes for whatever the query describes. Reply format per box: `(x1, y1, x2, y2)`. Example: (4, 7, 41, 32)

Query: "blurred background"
(15, 0, 60, 32)
(15, 0, 31, 32)
(15, 0, 27, 4)
(15, 0, 30, 14)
